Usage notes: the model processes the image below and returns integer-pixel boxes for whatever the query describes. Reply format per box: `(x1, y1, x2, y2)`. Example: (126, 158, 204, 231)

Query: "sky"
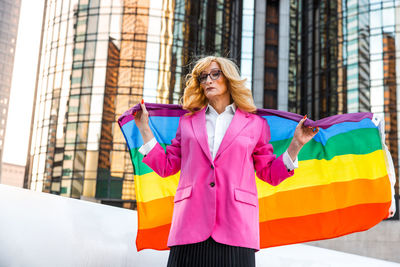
(3, 0, 45, 165)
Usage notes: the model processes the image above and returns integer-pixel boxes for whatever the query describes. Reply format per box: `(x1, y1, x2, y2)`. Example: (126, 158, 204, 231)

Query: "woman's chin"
(205, 93, 217, 100)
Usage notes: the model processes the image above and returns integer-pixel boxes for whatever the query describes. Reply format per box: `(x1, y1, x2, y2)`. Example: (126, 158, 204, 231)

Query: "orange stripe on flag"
(137, 196, 174, 229)
(259, 176, 391, 221)
(136, 176, 391, 229)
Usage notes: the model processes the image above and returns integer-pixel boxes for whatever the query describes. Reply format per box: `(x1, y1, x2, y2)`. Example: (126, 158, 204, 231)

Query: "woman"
(134, 56, 319, 266)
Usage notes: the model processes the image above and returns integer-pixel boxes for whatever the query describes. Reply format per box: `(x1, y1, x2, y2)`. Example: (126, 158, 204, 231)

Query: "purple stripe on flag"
(257, 109, 373, 128)
(118, 103, 189, 127)
(311, 112, 374, 128)
(118, 103, 373, 129)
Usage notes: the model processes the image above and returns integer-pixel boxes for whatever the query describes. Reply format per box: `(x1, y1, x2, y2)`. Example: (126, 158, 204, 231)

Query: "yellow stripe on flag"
(135, 172, 180, 203)
(256, 150, 387, 198)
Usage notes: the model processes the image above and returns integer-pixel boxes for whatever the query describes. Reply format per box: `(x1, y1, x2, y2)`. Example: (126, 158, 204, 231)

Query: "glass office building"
(26, 0, 247, 208)
(286, 0, 371, 118)
(0, 0, 21, 181)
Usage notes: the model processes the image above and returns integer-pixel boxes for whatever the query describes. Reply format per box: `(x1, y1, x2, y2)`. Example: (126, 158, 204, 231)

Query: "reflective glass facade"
(27, 0, 244, 208)
(286, 0, 397, 116)
(288, 0, 353, 118)
(240, 0, 254, 91)
(264, 0, 279, 108)
(0, 0, 21, 181)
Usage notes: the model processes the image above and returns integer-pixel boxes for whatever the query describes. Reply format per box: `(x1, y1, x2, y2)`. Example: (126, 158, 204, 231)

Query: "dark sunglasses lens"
(198, 70, 221, 83)
(199, 75, 207, 83)
(210, 70, 220, 79)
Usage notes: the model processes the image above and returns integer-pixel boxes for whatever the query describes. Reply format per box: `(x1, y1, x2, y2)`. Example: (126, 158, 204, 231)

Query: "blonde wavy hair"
(181, 56, 257, 114)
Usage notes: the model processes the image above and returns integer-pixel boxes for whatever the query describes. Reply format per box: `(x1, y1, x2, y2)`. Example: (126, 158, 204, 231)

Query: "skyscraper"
(284, 0, 370, 119)
(0, 0, 22, 181)
(383, 32, 399, 196)
(26, 0, 246, 208)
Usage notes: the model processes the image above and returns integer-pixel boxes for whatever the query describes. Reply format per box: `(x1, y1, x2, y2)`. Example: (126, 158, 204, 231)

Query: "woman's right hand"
(134, 100, 154, 143)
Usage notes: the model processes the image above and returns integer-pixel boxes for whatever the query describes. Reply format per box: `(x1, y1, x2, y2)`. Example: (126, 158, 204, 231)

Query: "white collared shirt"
(206, 103, 236, 159)
(139, 104, 298, 170)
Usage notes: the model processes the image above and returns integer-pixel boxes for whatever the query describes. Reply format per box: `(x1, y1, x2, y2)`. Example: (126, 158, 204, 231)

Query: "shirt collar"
(206, 103, 236, 115)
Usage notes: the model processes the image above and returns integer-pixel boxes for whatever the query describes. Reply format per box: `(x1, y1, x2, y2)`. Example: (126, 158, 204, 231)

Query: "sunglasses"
(198, 69, 222, 84)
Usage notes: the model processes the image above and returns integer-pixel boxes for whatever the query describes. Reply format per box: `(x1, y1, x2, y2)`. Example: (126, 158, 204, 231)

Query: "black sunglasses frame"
(198, 70, 222, 84)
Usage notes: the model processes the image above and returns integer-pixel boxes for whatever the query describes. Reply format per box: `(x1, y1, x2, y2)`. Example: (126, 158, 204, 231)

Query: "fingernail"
(141, 99, 144, 104)
(133, 112, 137, 116)
(303, 115, 307, 120)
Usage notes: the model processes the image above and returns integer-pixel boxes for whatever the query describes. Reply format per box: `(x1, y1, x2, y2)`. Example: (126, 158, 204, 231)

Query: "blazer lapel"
(191, 108, 213, 163)
(214, 108, 250, 161)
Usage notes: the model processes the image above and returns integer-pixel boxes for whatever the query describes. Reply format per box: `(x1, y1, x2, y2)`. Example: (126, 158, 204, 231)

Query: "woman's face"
(199, 61, 229, 102)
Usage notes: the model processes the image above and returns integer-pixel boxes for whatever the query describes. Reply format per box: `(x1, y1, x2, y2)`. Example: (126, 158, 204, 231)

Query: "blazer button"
(211, 165, 214, 170)
(210, 182, 215, 187)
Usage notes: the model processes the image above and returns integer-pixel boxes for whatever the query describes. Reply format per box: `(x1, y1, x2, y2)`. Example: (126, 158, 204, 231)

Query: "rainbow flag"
(118, 103, 396, 251)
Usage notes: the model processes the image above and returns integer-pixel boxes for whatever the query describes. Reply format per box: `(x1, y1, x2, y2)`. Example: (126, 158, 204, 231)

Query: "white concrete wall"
(0, 184, 399, 267)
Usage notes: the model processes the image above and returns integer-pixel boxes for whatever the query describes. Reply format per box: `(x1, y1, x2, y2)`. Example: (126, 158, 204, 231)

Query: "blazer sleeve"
(252, 118, 294, 186)
(142, 117, 182, 177)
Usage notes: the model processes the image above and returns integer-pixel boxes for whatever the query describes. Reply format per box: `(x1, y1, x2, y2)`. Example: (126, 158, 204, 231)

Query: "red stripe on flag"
(259, 201, 391, 248)
(136, 223, 171, 251)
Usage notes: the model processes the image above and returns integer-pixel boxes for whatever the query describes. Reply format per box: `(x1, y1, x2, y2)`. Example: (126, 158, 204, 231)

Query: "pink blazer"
(143, 107, 294, 250)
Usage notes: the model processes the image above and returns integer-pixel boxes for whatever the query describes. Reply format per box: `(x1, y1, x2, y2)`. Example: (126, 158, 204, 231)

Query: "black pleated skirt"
(166, 237, 256, 267)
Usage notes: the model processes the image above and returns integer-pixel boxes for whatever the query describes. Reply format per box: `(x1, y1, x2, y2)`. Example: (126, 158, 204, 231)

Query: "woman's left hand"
(287, 115, 319, 161)
(293, 115, 319, 146)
